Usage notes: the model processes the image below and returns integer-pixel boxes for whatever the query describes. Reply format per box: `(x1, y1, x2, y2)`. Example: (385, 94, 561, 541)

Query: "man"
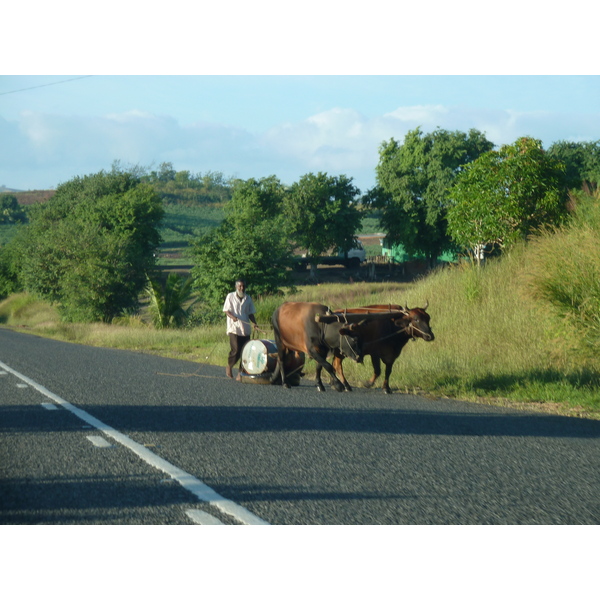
(223, 279, 258, 379)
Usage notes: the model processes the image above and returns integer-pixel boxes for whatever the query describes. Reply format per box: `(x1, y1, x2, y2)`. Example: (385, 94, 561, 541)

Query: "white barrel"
(241, 339, 278, 375)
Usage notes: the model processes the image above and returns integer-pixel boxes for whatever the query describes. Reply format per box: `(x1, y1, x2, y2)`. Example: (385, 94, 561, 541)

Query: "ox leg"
(332, 355, 352, 392)
(382, 361, 394, 394)
(310, 349, 344, 392)
(272, 351, 291, 389)
(315, 364, 326, 392)
(364, 355, 381, 389)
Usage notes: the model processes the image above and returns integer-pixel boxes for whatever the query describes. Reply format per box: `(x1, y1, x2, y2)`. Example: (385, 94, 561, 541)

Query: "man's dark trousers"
(228, 333, 250, 371)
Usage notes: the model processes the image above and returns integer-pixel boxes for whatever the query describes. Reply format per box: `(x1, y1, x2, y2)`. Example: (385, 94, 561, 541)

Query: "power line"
(0, 75, 93, 97)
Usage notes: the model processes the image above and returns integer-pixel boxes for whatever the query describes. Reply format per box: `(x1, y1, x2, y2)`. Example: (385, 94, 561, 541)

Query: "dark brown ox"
(271, 302, 369, 392)
(331, 303, 434, 394)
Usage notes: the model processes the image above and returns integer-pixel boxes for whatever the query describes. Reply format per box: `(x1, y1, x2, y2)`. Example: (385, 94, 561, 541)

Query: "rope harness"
(323, 306, 431, 346)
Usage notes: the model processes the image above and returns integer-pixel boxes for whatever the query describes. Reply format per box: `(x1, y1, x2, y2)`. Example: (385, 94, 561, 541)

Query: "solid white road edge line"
(0, 359, 269, 526)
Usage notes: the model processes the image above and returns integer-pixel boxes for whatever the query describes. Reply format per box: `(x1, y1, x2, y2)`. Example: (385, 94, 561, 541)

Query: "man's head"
(235, 279, 246, 298)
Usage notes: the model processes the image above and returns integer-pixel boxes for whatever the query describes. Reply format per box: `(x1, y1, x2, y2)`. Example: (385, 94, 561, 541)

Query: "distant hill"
(1, 186, 57, 205)
(12, 190, 56, 205)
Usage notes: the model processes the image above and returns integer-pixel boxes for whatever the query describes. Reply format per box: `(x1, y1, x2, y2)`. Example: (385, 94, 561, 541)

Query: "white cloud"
(262, 108, 377, 171)
(2, 104, 600, 192)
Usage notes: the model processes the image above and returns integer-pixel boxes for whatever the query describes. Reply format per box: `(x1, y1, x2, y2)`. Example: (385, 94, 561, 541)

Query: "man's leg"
(226, 333, 238, 378)
(227, 334, 250, 378)
(235, 335, 250, 380)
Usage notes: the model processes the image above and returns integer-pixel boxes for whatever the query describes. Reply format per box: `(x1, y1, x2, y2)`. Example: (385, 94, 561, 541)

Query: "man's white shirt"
(223, 292, 256, 336)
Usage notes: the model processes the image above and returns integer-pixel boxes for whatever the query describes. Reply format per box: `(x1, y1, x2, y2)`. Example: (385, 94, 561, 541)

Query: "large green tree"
(447, 137, 569, 262)
(15, 170, 163, 321)
(375, 127, 494, 264)
(190, 176, 294, 309)
(547, 140, 600, 190)
(284, 172, 362, 259)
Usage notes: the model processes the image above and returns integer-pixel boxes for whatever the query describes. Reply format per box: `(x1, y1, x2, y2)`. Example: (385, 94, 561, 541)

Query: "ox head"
(395, 301, 434, 342)
(335, 320, 367, 363)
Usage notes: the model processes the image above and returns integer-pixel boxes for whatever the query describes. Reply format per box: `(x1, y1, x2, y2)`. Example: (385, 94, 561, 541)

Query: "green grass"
(0, 293, 60, 327)
(525, 204, 600, 355)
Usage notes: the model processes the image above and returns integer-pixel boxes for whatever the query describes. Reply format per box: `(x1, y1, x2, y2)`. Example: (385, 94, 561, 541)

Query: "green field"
(160, 203, 224, 244)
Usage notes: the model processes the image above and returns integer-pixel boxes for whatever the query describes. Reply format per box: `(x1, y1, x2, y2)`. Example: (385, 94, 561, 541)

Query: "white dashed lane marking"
(86, 435, 114, 448)
(0, 358, 269, 525)
(41, 403, 59, 411)
(186, 509, 225, 525)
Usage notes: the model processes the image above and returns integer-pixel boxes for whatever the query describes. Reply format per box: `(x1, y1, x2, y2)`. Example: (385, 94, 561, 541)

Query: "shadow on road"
(2, 403, 599, 439)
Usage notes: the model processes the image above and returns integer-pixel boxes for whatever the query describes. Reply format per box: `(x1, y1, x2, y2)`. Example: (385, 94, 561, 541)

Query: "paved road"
(1, 328, 599, 524)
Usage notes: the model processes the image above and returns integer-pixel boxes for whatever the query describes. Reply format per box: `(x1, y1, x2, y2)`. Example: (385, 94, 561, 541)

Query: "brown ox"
(271, 302, 370, 392)
(331, 303, 434, 394)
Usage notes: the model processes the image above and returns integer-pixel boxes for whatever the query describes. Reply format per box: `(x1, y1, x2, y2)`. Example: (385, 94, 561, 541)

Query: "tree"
(0, 242, 22, 299)
(547, 140, 600, 190)
(447, 137, 569, 263)
(190, 177, 294, 309)
(16, 170, 163, 321)
(375, 127, 493, 265)
(0, 194, 27, 224)
(284, 172, 362, 259)
(155, 162, 177, 183)
(141, 164, 233, 205)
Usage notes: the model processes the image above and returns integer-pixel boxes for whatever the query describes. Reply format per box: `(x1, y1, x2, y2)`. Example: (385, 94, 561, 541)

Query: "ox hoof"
(317, 384, 326, 392)
(383, 387, 392, 394)
(283, 383, 291, 389)
(363, 381, 374, 389)
(344, 385, 353, 392)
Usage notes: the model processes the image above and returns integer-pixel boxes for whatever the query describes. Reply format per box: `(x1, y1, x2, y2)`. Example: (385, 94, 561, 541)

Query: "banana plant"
(145, 273, 195, 328)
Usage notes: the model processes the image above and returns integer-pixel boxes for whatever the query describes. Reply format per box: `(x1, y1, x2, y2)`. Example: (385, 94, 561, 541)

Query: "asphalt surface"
(1, 327, 599, 525)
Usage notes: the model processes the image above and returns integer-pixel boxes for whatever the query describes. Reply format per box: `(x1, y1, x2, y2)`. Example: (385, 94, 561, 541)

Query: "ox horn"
(349, 319, 368, 329)
(423, 299, 429, 310)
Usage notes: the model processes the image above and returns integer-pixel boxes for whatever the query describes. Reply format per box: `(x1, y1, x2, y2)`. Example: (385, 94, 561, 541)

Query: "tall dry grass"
(372, 248, 598, 403)
(383, 192, 600, 415)
(525, 188, 600, 356)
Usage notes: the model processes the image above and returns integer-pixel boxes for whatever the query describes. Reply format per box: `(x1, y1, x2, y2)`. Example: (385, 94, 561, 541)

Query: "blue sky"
(2, 3, 599, 193)
(2, 75, 599, 193)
